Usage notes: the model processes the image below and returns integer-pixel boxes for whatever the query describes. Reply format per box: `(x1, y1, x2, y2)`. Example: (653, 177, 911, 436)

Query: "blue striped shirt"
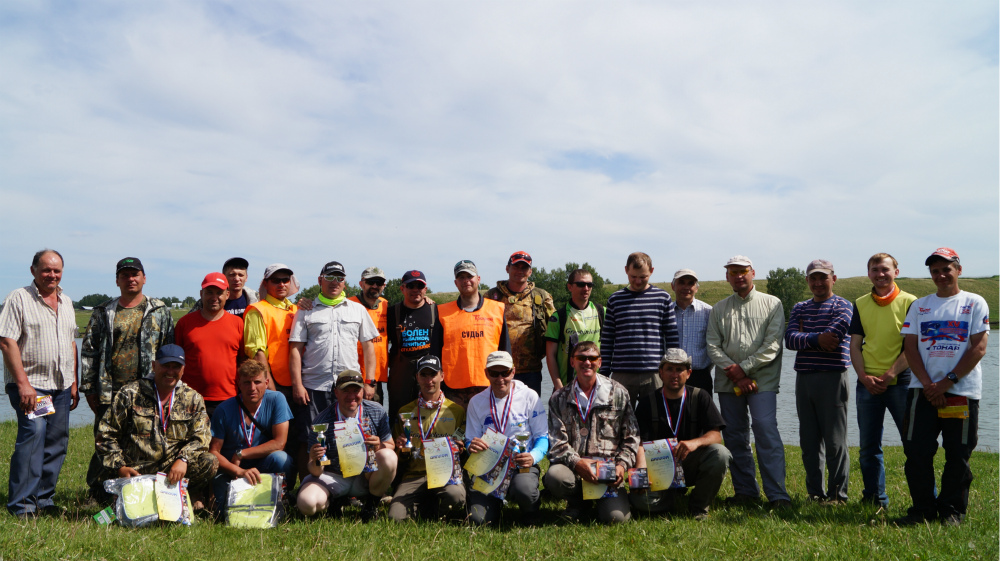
(675, 299, 713, 370)
(784, 295, 852, 372)
(599, 286, 679, 374)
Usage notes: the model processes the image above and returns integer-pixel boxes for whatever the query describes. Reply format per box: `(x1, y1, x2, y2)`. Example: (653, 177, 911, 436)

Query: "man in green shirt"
(544, 269, 604, 390)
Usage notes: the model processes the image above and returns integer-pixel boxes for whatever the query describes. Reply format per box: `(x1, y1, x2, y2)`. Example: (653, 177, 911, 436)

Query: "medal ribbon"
(156, 389, 176, 434)
(490, 385, 515, 434)
(418, 400, 443, 441)
(338, 403, 367, 438)
(240, 399, 262, 448)
(661, 387, 686, 438)
(573, 380, 598, 425)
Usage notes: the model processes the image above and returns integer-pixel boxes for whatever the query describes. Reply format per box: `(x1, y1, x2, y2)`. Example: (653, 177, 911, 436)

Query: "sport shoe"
(360, 495, 380, 523)
(893, 513, 933, 527)
(768, 499, 792, 510)
(940, 514, 963, 527)
(806, 494, 826, 503)
(821, 498, 847, 507)
(724, 494, 760, 506)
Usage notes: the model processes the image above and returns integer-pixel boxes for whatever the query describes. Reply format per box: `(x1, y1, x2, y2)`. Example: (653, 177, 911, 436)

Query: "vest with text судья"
(438, 299, 505, 390)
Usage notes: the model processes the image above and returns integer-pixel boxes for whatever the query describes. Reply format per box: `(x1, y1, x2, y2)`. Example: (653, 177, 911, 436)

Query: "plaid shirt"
(0, 284, 78, 391)
(546, 376, 639, 469)
(676, 299, 713, 370)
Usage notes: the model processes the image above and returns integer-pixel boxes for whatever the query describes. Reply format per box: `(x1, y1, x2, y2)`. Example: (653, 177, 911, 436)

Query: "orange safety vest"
(438, 298, 505, 389)
(349, 296, 389, 383)
(245, 299, 297, 386)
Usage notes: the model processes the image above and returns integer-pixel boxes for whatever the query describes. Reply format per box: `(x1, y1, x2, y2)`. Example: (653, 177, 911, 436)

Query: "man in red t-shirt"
(175, 272, 245, 418)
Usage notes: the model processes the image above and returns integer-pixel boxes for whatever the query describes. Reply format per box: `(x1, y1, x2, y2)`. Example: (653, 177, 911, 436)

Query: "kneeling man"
(297, 372, 396, 522)
(95, 344, 218, 504)
(631, 349, 731, 520)
(545, 341, 639, 524)
(209, 360, 294, 513)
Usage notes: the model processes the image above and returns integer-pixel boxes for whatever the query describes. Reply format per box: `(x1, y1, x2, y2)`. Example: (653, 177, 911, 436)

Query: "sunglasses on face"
(365, 279, 386, 287)
(404, 282, 426, 290)
(269, 277, 291, 284)
(324, 275, 346, 283)
(728, 268, 751, 277)
(574, 355, 601, 363)
(572, 282, 594, 288)
(486, 368, 513, 378)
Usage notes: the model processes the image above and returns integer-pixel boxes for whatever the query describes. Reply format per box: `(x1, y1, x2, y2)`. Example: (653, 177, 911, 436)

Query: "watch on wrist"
(946, 371, 959, 384)
(235, 449, 243, 460)
(179, 456, 188, 463)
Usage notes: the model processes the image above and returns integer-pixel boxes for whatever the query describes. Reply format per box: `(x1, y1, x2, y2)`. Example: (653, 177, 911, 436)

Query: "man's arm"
(878, 351, 909, 385)
(705, 305, 734, 369)
(95, 392, 127, 473)
(79, 308, 107, 412)
(739, 300, 785, 375)
(850, 336, 886, 395)
(288, 342, 308, 405)
(674, 429, 722, 462)
(598, 301, 615, 375)
(545, 395, 580, 468)
(361, 340, 377, 399)
(177, 396, 214, 465)
(0, 337, 35, 414)
(70, 340, 79, 410)
(922, 331, 989, 404)
(661, 297, 679, 350)
(783, 301, 816, 350)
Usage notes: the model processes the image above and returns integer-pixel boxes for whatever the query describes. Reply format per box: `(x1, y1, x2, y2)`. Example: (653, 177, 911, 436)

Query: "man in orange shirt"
(349, 267, 389, 404)
(433, 260, 509, 411)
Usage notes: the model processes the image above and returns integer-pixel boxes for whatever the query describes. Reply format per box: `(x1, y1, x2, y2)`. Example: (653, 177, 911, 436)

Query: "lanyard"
(418, 400, 443, 441)
(240, 399, 262, 448)
(156, 389, 176, 434)
(661, 387, 686, 437)
(338, 403, 366, 438)
(573, 380, 598, 424)
(490, 385, 515, 434)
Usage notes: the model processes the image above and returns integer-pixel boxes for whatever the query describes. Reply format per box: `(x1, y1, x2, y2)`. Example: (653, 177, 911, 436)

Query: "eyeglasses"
(324, 275, 346, 283)
(365, 279, 386, 287)
(486, 368, 513, 378)
(269, 277, 291, 284)
(574, 355, 601, 363)
(404, 282, 426, 290)
(572, 282, 595, 288)
(727, 268, 751, 277)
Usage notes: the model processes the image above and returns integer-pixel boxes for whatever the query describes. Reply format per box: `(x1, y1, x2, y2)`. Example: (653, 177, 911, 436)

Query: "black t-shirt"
(387, 303, 436, 359)
(225, 292, 249, 316)
(635, 387, 725, 442)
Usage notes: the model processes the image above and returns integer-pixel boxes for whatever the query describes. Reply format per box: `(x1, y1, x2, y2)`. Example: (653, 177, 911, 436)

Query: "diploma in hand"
(312, 423, 331, 466)
(643, 439, 676, 492)
(463, 429, 509, 476)
(334, 418, 367, 477)
(422, 437, 454, 489)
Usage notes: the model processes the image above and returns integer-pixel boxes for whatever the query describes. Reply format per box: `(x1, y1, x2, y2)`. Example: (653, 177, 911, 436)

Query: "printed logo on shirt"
(984, 316, 991, 325)
(959, 304, 973, 315)
(918, 307, 932, 314)
(920, 320, 969, 355)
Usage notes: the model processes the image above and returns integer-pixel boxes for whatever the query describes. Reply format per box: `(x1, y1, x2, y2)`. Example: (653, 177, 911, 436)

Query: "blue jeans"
(718, 391, 789, 502)
(6, 384, 72, 516)
(856, 381, 907, 506)
(212, 450, 294, 517)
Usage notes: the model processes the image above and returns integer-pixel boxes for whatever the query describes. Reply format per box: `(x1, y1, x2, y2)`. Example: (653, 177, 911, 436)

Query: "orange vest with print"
(438, 299, 505, 389)
(246, 300, 297, 386)
(349, 296, 389, 383)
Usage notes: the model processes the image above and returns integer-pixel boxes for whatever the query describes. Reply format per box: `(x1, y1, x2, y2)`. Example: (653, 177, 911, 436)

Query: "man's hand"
(468, 437, 489, 454)
(513, 452, 534, 469)
(86, 393, 101, 414)
(859, 374, 887, 395)
(363, 434, 381, 449)
(363, 383, 376, 401)
(16, 381, 36, 415)
(923, 380, 951, 408)
(573, 458, 598, 484)
(673, 440, 699, 462)
(167, 459, 188, 485)
(292, 384, 310, 406)
(817, 332, 840, 352)
(735, 377, 757, 395)
(394, 435, 408, 450)
(724, 364, 746, 383)
(309, 443, 327, 463)
(298, 298, 314, 311)
(422, 295, 436, 306)
(238, 467, 262, 486)
(552, 379, 564, 391)
(117, 466, 141, 478)
(612, 464, 625, 487)
(70, 381, 80, 411)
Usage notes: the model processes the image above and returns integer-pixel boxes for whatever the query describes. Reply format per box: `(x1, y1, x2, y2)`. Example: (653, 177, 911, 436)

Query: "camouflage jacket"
(547, 377, 639, 470)
(80, 296, 175, 405)
(96, 378, 211, 472)
(484, 281, 555, 372)
(188, 287, 259, 315)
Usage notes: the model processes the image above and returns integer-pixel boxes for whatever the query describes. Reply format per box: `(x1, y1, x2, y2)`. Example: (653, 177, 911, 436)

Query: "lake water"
(4, 335, 998, 452)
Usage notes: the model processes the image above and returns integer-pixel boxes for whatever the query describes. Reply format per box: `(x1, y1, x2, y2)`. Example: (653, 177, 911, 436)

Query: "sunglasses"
(323, 275, 346, 283)
(728, 268, 751, 277)
(574, 355, 601, 363)
(404, 282, 426, 290)
(486, 368, 513, 378)
(572, 282, 595, 288)
(269, 277, 291, 284)
(365, 279, 386, 287)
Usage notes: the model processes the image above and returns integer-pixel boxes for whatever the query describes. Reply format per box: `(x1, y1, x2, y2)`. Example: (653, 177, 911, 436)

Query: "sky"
(1, 1, 997, 302)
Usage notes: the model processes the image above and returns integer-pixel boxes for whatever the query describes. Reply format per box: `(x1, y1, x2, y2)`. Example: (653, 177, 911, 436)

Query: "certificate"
(334, 418, 368, 477)
(423, 437, 456, 489)
(463, 429, 509, 476)
(643, 439, 676, 492)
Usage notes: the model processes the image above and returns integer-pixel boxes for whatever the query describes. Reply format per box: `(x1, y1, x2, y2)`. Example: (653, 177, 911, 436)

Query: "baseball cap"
(361, 266, 386, 281)
(485, 351, 514, 370)
(725, 255, 753, 269)
(223, 257, 249, 270)
(321, 261, 346, 277)
(155, 344, 186, 365)
(660, 348, 692, 367)
(925, 247, 960, 266)
(201, 272, 228, 290)
(402, 270, 427, 286)
(335, 370, 365, 390)
(672, 269, 698, 282)
(508, 252, 532, 266)
(263, 263, 294, 279)
(116, 257, 144, 274)
(806, 259, 835, 276)
(454, 260, 478, 277)
(417, 355, 442, 373)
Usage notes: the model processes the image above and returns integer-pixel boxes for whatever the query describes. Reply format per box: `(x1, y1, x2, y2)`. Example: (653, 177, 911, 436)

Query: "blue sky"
(1, 1, 997, 301)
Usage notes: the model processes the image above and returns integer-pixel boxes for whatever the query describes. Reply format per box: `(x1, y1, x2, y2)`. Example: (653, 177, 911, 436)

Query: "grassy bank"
(1, 422, 996, 560)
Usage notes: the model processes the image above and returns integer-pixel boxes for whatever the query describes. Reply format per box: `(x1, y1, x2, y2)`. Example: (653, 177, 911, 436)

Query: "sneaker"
(360, 495, 380, 523)
(693, 512, 710, 522)
(860, 494, 888, 508)
(821, 498, 847, 507)
(806, 494, 826, 503)
(893, 513, 933, 527)
(724, 494, 760, 506)
(940, 514, 963, 527)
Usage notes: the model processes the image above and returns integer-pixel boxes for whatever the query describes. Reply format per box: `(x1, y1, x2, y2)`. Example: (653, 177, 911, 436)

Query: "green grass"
(2, 422, 996, 560)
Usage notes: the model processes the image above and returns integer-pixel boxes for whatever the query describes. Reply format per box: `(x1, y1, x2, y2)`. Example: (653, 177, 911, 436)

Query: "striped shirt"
(675, 299, 713, 370)
(0, 284, 78, 391)
(784, 295, 852, 372)
(599, 286, 679, 374)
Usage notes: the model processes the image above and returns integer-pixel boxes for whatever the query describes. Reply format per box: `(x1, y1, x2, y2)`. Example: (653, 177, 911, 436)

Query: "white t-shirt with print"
(900, 291, 990, 399)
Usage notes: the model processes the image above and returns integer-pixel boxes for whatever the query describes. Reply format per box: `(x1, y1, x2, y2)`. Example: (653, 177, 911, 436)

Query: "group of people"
(1, 247, 989, 528)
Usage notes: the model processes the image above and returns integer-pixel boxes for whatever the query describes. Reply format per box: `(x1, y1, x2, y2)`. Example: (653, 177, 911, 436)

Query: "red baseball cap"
(924, 248, 960, 266)
(201, 272, 228, 290)
(508, 251, 532, 266)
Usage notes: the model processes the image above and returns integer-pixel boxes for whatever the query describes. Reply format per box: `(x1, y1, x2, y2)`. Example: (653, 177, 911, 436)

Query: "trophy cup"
(399, 412, 414, 453)
(514, 433, 531, 473)
(312, 423, 331, 466)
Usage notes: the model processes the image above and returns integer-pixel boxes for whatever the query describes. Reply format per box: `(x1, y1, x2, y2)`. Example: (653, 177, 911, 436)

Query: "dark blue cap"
(155, 344, 185, 365)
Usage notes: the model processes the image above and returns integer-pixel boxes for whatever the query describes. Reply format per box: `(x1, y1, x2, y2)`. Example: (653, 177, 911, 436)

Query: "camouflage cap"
(659, 348, 692, 367)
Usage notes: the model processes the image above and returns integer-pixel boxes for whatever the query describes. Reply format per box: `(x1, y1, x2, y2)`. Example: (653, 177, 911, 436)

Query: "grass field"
(1, 422, 996, 560)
